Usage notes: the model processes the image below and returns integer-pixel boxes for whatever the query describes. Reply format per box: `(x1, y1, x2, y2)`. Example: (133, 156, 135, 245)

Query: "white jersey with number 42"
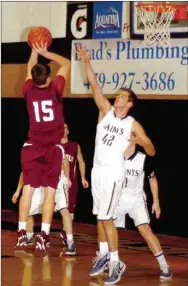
(93, 108, 134, 167)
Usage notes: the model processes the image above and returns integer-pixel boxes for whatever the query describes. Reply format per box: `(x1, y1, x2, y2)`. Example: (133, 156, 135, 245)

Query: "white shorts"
(29, 175, 69, 216)
(114, 192, 150, 228)
(54, 175, 69, 212)
(29, 187, 44, 216)
(91, 165, 124, 220)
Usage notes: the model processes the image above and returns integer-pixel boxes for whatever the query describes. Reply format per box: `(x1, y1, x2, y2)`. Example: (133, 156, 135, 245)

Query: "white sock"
(26, 232, 34, 240)
(110, 250, 119, 262)
(67, 234, 73, 243)
(99, 241, 109, 255)
(18, 221, 26, 231)
(41, 223, 50, 235)
(155, 252, 168, 271)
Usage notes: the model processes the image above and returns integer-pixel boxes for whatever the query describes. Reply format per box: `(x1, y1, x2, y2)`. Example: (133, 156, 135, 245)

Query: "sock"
(155, 252, 168, 271)
(67, 234, 73, 243)
(18, 221, 26, 231)
(110, 250, 119, 262)
(26, 232, 34, 240)
(41, 223, 50, 235)
(99, 241, 109, 255)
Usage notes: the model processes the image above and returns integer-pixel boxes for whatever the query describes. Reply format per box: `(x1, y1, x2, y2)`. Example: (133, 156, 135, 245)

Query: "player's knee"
(102, 219, 114, 229)
(21, 186, 34, 200)
(44, 187, 56, 197)
(60, 208, 69, 217)
(138, 224, 152, 239)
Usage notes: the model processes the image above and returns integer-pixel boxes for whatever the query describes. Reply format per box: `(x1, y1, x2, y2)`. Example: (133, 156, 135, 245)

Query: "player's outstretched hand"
(82, 178, 89, 189)
(74, 43, 90, 63)
(32, 42, 48, 56)
(12, 190, 20, 204)
(152, 200, 161, 219)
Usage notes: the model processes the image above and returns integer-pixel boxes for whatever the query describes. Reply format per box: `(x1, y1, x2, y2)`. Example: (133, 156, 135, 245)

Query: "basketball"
(28, 26, 52, 48)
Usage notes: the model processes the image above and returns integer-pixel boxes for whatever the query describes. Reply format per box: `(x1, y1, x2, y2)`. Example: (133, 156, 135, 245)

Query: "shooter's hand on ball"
(32, 42, 48, 56)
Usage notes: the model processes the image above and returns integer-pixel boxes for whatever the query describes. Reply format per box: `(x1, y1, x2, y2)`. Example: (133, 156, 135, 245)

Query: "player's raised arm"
(131, 121, 156, 156)
(77, 44, 111, 115)
(33, 43, 70, 80)
(25, 49, 38, 81)
(77, 145, 89, 189)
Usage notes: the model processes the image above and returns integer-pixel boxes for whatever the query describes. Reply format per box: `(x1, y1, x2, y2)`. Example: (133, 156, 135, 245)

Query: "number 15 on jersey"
(33, 100, 54, 122)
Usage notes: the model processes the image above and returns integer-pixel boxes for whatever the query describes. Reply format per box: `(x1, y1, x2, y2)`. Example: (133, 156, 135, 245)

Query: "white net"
(136, 4, 176, 46)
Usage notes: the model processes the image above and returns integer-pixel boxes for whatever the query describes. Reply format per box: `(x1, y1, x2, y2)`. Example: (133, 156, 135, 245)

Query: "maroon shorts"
(68, 180, 78, 214)
(21, 142, 63, 189)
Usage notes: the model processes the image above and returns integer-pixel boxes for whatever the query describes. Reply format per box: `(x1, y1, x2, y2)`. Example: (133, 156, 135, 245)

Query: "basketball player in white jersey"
(77, 44, 155, 285)
(115, 139, 172, 281)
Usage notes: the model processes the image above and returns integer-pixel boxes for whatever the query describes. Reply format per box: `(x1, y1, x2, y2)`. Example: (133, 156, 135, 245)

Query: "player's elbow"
(148, 147, 156, 156)
(144, 143, 156, 156)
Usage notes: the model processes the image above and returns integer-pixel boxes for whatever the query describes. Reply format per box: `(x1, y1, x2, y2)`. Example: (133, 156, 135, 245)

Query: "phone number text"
(83, 72, 175, 91)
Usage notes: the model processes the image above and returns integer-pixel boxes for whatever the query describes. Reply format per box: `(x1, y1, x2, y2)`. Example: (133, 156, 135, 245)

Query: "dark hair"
(120, 87, 138, 107)
(31, 64, 51, 86)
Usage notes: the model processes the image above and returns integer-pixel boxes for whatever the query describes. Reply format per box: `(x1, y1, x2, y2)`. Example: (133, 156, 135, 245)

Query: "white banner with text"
(71, 39, 188, 96)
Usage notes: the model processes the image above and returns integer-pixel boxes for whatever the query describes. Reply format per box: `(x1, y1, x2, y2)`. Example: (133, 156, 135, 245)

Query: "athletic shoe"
(104, 260, 126, 285)
(89, 252, 110, 277)
(46, 235, 50, 247)
(35, 231, 49, 252)
(15, 230, 28, 248)
(25, 236, 34, 246)
(60, 231, 67, 246)
(65, 242, 76, 256)
(160, 266, 172, 280)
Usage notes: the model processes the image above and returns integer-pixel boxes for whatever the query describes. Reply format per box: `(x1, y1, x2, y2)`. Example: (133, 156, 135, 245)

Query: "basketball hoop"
(135, 3, 186, 46)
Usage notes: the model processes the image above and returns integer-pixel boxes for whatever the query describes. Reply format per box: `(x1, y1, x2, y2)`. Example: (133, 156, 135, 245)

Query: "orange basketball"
(28, 26, 52, 48)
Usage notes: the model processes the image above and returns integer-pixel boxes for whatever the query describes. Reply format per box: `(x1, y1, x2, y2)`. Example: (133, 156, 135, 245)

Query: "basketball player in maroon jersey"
(60, 123, 89, 244)
(16, 42, 70, 251)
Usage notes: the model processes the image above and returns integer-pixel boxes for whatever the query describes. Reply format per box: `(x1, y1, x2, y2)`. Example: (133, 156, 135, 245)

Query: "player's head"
(114, 88, 138, 110)
(64, 123, 69, 138)
(31, 63, 51, 86)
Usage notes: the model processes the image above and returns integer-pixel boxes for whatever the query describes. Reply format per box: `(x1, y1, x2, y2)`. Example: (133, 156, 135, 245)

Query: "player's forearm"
(27, 50, 38, 70)
(43, 51, 70, 67)
(142, 142, 156, 156)
(150, 178, 159, 202)
(79, 161, 86, 180)
(16, 172, 24, 192)
(84, 60, 99, 89)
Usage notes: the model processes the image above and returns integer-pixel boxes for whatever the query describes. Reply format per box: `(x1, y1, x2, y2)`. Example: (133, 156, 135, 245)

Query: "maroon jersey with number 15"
(23, 75, 65, 147)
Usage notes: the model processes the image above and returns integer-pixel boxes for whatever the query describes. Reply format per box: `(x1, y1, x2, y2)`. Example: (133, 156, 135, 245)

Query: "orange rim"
(136, 3, 186, 12)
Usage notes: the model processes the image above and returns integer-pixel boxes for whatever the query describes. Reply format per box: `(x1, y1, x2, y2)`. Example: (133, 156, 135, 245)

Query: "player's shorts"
(29, 175, 69, 216)
(21, 142, 64, 189)
(29, 187, 44, 216)
(114, 192, 150, 228)
(68, 179, 77, 214)
(54, 175, 69, 212)
(91, 165, 125, 220)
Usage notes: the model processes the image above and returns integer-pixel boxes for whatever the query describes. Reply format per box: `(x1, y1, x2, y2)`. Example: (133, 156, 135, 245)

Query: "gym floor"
(2, 210, 188, 286)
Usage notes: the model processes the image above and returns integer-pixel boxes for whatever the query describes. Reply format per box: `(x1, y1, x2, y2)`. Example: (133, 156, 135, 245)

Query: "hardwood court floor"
(2, 210, 188, 286)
